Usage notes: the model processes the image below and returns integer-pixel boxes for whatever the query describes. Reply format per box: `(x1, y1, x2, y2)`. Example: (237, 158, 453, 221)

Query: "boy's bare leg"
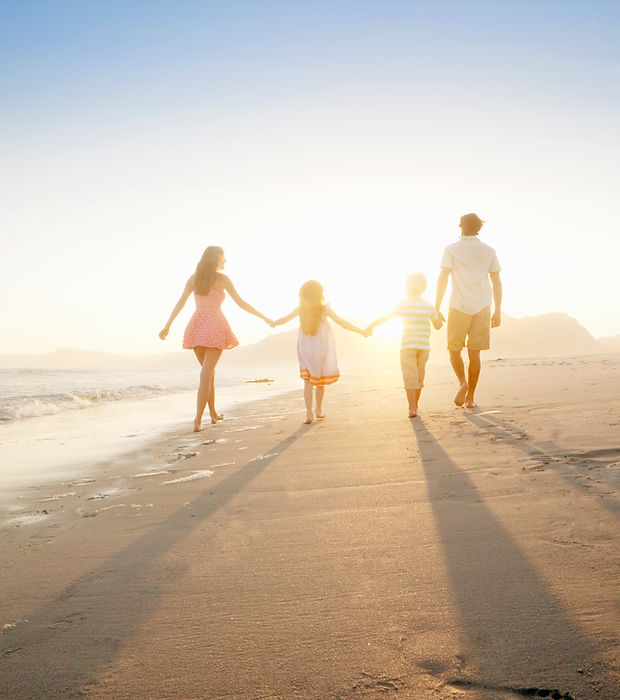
(406, 389, 418, 417)
(303, 380, 314, 424)
(315, 385, 326, 418)
(449, 350, 468, 406)
(466, 349, 481, 407)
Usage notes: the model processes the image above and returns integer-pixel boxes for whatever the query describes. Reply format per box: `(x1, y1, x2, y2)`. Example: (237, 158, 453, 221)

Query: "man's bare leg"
(449, 350, 468, 406)
(466, 349, 481, 408)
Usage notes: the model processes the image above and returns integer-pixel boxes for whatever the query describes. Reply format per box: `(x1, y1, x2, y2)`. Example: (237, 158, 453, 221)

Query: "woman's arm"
(272, 307, 299, 327)
(159, 276, 194, 340)
(220, 275, 273, 324)
(326, 306, 368, 336)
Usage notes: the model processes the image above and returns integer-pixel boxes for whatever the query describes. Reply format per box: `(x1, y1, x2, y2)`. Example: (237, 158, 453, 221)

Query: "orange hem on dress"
(300, 369, 340, 386)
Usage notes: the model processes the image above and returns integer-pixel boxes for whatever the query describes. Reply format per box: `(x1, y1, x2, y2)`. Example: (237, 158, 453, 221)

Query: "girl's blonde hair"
(299, 280, 325, 335)
(194, 246, 224, 295)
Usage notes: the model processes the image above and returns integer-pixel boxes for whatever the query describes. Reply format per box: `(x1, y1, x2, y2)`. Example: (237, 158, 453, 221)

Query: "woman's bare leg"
(194, 348, 223, 431)
(303, 380, 314, 424)
(315, 385, 326, 418)
(208, 374, 223, 423)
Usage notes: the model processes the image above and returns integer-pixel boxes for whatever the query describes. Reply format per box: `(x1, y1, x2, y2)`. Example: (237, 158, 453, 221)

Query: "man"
(435, 213, 502, 408)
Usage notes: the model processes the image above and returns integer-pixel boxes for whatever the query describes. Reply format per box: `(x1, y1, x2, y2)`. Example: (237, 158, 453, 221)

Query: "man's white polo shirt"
(440, 236, 501, 315)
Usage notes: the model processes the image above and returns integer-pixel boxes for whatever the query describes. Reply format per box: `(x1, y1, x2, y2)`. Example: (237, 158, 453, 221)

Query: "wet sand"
(1, 355, 619, 699)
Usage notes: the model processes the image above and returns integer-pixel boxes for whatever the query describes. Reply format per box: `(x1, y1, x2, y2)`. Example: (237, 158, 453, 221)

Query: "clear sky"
(2, 0, 619, 355)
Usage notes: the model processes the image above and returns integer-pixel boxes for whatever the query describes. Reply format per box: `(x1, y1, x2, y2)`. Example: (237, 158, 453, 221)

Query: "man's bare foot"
(454, 381, 468, 407)
(316, 411, 326, 419)
(303, 414, 314, 425)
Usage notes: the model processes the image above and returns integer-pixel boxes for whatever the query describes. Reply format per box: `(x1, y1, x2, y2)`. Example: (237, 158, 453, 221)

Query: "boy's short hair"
(406, 272, 427, 297)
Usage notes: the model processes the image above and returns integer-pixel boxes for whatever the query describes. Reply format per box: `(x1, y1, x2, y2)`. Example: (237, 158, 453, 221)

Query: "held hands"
(362, 325, 374, 337)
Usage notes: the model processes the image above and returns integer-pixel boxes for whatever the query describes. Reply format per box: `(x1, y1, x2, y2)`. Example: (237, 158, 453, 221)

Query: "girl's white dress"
(297, 310, 340, 386)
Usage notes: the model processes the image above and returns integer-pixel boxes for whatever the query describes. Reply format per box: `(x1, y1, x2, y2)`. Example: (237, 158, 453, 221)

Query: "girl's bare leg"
(315, 385, 326, 418)
(195, 348, 223, 431)
(303, 380, 314, 424)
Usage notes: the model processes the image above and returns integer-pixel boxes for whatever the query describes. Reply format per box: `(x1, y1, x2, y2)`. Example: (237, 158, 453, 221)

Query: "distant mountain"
(0, 313, 616, 370)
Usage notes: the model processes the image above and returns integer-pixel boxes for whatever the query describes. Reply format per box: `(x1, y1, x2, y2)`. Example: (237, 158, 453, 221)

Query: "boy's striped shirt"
(395, 298, 438, 350)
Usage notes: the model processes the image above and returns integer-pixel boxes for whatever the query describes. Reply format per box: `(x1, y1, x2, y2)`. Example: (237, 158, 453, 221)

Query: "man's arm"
(434, 268, 451, 321)
(490, 271, 502, 327)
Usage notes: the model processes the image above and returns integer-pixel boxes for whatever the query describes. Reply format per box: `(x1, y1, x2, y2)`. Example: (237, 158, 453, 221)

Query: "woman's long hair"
(299, 280, 325, 335)
(194, 246, 224, 295)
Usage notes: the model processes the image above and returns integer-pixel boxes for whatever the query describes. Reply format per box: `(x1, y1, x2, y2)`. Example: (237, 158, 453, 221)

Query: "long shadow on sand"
(0, 424, 312, 699)
(411, 418, 615, 699)
(462, 410, 620, 518)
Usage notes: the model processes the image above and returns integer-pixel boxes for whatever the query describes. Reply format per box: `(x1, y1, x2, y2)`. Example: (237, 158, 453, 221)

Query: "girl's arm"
(221, 275, 273, 325)
(159, 276, 194, 339)
(272, 307, 299, 327)
(326, 306, 368, 336)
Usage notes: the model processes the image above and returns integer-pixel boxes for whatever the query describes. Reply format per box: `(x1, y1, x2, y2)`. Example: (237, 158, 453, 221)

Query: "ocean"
(0, 366, 298, 500)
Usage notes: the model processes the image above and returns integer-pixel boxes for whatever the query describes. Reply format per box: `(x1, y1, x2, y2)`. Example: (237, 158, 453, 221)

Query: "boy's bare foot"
(303, 414, 314, 425)
(316, 411, 326, 419)
(454, 381, 468, 407)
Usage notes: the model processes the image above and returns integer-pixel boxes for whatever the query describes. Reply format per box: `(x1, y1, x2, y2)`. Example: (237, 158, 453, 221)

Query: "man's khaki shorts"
(447, 306, 491, 351)
(400, 349, 430, 390)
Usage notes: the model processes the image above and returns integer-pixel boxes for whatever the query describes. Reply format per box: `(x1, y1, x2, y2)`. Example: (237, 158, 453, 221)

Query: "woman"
(159, 246, 272, 431)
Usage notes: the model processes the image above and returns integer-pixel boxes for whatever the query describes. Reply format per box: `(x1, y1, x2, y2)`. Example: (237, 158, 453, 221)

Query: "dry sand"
(1, 355, 618, 699)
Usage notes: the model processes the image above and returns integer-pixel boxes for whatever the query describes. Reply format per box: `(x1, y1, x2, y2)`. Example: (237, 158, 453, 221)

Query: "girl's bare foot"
(454, 381, 468, 407)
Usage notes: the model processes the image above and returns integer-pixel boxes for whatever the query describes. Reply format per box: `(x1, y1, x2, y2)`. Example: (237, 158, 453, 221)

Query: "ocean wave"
(0, 384, 192, 422)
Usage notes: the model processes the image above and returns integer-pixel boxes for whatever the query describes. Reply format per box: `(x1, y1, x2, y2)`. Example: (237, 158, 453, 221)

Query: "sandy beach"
(0, 354, 618, 699)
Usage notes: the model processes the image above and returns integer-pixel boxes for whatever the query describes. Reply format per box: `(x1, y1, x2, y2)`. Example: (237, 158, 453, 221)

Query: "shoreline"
(1, 355, 618, 698)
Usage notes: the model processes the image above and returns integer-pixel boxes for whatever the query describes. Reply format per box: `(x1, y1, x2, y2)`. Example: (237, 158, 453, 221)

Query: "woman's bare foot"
(454, 381, 468, 407)
(408, 410, 418, 418)
(316, 411, 326, 419)
(193, 423, 203, 432)
(304, 414, 314, 424)
(465, 398, 477, 409)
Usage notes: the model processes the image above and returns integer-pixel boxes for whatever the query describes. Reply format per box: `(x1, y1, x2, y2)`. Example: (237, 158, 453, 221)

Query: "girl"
(272, 280, 368, 424)
(159, 246, 272, 431)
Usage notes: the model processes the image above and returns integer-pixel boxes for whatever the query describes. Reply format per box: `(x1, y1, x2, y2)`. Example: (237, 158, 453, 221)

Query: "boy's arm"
(365, 311, 396, 334)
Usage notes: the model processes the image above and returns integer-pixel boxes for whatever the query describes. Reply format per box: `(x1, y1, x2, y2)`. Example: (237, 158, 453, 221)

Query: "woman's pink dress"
(182, 290, 239, 350)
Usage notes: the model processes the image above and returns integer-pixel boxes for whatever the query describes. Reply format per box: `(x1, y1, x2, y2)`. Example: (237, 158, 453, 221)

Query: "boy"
(366, 273, 442, 417)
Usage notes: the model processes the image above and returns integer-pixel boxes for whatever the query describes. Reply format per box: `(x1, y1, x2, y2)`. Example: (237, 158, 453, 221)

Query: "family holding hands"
(160, 213, 502, 430)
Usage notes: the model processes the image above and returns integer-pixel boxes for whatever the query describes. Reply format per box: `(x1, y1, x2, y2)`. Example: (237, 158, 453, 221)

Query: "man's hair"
(459, 213, 485, 236)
